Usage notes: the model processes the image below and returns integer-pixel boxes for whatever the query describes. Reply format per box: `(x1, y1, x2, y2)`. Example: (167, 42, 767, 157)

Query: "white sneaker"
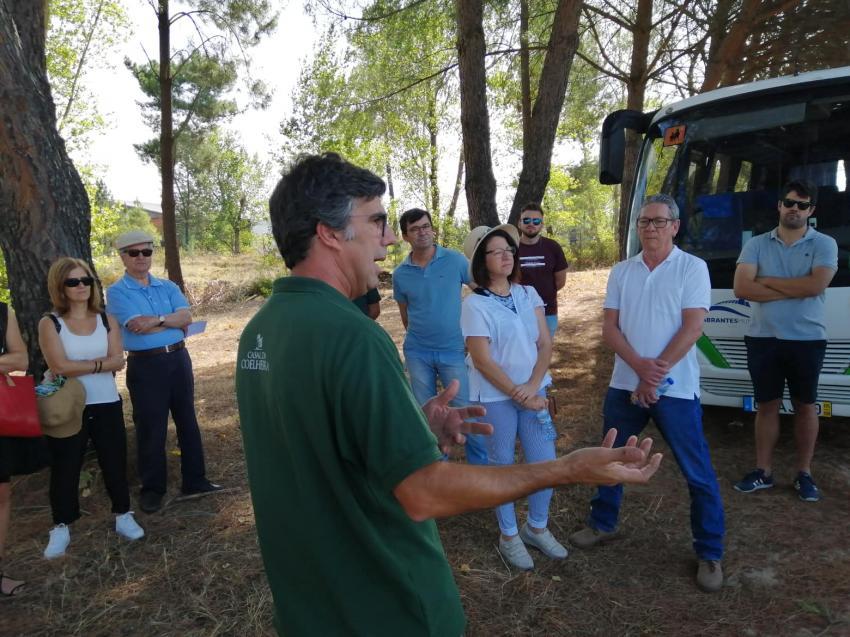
(498, 534, 534, 570)
(520, 523, 568, 559)
(44, 524, 70, 559)
(115, 512, 145, 541)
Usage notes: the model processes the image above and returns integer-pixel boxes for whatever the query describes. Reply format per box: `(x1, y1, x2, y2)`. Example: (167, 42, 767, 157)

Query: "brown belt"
(128, 341, 185, 357)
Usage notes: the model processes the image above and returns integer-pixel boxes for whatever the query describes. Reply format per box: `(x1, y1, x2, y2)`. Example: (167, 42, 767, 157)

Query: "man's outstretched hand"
(422, 380, 493, 454)
(558, 428, 663, 486)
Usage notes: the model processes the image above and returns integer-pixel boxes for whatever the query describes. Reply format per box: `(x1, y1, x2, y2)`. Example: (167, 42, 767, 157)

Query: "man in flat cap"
(106, 231, 222, 513)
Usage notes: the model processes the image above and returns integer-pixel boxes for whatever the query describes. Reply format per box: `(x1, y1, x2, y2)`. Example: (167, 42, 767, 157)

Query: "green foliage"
(46, 0, 129, 153)
(543, 161, 618, 269)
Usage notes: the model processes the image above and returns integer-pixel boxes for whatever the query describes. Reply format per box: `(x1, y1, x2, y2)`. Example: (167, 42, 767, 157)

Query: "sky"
(85, 0, 317, 205)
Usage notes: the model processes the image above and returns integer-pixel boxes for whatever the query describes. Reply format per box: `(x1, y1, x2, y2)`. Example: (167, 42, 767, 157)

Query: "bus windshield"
(632, 92, 850, 289)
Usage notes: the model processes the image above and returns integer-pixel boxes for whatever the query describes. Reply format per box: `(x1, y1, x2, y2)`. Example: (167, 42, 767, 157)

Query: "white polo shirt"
(604, 246, 710, 400)
(461, 284, 552, 403)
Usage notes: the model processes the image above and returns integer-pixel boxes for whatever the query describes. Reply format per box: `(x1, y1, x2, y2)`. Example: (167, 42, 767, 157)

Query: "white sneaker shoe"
(498, 534, 534, 570)
(115, 512, 145, 541)
(44, 524, 70, 559)
(520, 523, 568, 559)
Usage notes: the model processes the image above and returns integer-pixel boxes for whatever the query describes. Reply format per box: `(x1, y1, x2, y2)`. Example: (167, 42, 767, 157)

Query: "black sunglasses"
(782, 198, 813, 211)
(521, 217, 543, 226)
(123, 248, 153, 257)
(64, 277, 94, 288)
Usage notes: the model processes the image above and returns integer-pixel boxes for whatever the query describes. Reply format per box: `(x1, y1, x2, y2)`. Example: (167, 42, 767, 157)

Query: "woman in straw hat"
(38, 258, 144, 559)
(460, 224, 565, 571)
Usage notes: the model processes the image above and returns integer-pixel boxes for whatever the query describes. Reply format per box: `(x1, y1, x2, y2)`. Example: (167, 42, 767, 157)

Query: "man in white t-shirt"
(568, 194, 726, 593)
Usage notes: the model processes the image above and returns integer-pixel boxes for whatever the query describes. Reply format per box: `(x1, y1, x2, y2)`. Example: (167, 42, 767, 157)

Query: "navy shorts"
(745, 337, 827, 404)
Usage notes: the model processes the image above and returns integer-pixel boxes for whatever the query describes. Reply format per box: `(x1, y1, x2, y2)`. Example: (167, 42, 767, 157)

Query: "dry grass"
(3, 266, 850, 636)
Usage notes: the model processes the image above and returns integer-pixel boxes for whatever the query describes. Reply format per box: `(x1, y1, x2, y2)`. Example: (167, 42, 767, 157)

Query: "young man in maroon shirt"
(516, 203, 569, 337)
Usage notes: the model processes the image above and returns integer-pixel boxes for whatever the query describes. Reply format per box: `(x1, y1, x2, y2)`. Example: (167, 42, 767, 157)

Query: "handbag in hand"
(0, 374, 42, 437)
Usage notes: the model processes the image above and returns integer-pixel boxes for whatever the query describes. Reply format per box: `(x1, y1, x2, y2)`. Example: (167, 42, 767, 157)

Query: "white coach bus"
(599, 66, 850, 417)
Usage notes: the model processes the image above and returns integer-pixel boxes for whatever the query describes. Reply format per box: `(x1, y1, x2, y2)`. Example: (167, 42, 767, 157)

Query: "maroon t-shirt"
(517, 236, 568, 315)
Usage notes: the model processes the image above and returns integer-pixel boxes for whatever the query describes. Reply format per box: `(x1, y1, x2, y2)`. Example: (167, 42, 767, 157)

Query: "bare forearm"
(733, 278, 788, 302)
(757, 275, 826, 298)
(471, 355, 519, 396)
(658, 326, 702, 368)
(527, 342, 552, 388)
(396, 460, 567, 521)
(602, 323, 641, 371)
(0, 352, 28, 373)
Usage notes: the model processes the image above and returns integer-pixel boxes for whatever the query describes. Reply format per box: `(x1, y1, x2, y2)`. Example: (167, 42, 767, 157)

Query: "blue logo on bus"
(705, 299, 751, 324)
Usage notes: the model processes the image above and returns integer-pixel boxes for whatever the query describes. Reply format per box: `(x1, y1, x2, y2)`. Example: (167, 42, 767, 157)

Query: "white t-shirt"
(604, 246, 710, 400)
(461, 284, 552, 403)
(57, 316, 120, 405)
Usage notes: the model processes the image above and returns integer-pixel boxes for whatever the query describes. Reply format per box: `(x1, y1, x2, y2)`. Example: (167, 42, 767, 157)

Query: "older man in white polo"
(106, 231, 222, 513)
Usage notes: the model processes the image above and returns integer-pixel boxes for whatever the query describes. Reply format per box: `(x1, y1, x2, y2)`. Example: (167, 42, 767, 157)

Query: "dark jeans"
(587, 388, 725, 561)
(47, 400, 131, 525)
(126, 347, 207, 495)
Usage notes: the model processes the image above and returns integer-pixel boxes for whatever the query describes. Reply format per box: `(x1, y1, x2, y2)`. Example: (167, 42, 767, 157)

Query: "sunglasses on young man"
(521, 217, 543, 226)
(123, 248, 154, 257)
(782, 198, 813, 211)
(64, 276, 94, 288)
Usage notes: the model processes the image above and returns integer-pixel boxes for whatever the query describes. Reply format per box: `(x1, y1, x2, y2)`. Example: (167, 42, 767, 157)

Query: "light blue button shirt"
(106, 273, 190, 351)
(737, 227, 838, 340)
(392, 246, 471, 353)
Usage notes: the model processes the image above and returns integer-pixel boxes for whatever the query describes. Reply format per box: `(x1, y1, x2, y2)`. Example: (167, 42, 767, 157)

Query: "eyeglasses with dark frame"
(123, 248, 153, 257)
(350, 212, 389, 237)
(406, 222, 433, 235)
(636, 216, 676, 229)
(64, 276, 94, 288)
(521, 217, 543, 226)
(781, 198, 813, 211)
(485, 246, 517, 257)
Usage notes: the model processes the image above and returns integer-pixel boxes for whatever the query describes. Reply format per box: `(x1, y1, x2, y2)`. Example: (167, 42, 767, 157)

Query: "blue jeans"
(545, 314, 557, 339)
(587, 388, 725, 560)
(404, 348, 488, 465)
(484, 393, 556, 535)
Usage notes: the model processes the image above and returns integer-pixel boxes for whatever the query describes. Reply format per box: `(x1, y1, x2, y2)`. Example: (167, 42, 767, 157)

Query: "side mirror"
(599, 109, 653, 185)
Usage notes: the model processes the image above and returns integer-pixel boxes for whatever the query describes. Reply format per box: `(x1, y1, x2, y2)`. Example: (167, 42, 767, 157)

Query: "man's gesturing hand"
(558, 428, 663, 486)
(422, 379, 493, 454)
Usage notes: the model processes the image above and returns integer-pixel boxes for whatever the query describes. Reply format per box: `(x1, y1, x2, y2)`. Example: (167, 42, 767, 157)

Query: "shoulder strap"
(100, 311, 110, 332)
(0, 302, 7, 354)
(44, 312, 61, 333)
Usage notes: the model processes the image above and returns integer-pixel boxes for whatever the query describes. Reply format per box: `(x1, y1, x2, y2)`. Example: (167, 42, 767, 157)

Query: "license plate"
(743, 396, 832, 417)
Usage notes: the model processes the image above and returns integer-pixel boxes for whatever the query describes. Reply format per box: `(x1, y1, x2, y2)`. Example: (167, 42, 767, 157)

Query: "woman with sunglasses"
(460, 225, 566, 571)
(0, 302, 47, 594)
(38, 258, 144, 559)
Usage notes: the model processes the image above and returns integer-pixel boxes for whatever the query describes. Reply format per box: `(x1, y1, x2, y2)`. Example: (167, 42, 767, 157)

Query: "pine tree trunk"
(0, 0, 92, 372)
(158, 1, 185, 290)
(456, 0, 499, 228)
(508, 0, 581, 225)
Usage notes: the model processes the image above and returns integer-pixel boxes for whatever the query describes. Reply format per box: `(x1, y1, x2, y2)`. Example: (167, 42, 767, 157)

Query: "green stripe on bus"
(696, 335, 730, 368)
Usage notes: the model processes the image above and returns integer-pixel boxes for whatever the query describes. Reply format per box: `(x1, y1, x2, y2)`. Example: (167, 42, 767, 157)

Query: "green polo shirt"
(236, 276, 464, 637)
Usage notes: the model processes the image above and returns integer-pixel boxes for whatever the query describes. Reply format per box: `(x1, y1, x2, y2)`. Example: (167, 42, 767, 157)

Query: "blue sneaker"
(734, 469, 774, 493)
(794, 472, 821, 502)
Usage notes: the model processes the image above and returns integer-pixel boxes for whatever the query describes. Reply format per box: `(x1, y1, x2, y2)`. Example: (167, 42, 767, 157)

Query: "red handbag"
(0, 374, 42, 437)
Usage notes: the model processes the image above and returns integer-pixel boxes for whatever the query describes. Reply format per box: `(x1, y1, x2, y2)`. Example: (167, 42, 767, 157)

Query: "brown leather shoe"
(697, 560, 723, 592)
(568, 525, 619, 549)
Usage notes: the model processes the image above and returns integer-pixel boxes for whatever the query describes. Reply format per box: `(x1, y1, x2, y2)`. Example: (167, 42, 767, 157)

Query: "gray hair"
(641, 194, 679, 219)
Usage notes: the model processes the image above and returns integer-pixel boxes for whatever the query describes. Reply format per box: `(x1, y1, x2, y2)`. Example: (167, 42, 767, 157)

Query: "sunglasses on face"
(521, 218, 543, 226)
(123, 248, 153, 257)
(64, 277, 94, 288)
(782, 198, 813, 211)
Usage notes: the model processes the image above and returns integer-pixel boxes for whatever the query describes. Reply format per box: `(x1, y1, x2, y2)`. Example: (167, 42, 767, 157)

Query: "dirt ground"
(3, 268, 850, 636)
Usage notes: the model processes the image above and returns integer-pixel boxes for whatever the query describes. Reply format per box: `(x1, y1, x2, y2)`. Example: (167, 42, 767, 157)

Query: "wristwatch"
(157, 315, 165, 326)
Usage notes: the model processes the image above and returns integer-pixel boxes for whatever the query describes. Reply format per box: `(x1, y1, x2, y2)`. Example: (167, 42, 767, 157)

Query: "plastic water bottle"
(536, 406, 558, 441)
(656, 377, 674, 397)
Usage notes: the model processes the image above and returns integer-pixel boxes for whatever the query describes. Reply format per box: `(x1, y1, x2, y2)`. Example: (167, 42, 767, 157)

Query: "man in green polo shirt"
(236, 152, 664, 637)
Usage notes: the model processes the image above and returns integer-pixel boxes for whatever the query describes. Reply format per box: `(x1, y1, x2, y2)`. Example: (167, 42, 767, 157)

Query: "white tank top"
(57, 316, 120, 405)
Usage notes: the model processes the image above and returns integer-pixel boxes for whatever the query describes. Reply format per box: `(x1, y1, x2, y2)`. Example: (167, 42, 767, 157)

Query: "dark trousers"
(47, 400, 131, 525)
(588, 388, 725, 561)
(126, 347, 207, 495)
